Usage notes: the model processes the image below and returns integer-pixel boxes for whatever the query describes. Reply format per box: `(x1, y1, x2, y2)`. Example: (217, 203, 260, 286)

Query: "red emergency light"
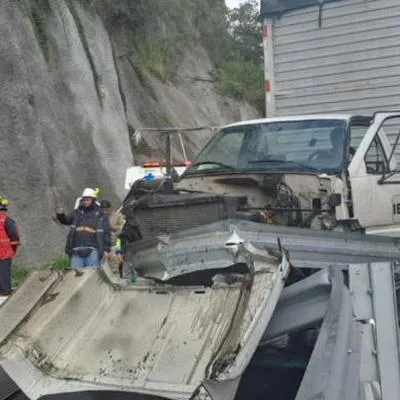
(142, 160, 192, 168)
(143, 161, 164, 168)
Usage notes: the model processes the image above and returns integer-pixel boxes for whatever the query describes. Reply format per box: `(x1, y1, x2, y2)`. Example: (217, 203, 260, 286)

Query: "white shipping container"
(260, 0, 400, 118)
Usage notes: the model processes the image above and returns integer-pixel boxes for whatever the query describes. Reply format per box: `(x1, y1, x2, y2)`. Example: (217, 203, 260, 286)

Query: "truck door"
(348, 113, 400, 236)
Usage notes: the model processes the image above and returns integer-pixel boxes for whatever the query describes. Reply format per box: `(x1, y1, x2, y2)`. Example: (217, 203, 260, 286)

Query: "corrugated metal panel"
(272, 0, 400, 116)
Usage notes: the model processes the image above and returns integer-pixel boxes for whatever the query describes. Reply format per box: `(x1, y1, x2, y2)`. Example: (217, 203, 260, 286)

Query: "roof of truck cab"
(221, 114, 370, 129)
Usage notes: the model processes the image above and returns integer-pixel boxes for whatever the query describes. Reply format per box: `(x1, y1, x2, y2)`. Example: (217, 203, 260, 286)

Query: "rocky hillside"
(0, 0, 259, 265)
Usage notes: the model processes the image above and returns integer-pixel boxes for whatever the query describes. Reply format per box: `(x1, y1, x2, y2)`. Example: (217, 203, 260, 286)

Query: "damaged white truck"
(176, 112, 400, 236)
(125, 111, 400, 237)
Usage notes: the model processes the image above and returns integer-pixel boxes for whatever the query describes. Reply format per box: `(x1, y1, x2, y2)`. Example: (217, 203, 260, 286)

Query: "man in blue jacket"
(56, 188, 111, 269)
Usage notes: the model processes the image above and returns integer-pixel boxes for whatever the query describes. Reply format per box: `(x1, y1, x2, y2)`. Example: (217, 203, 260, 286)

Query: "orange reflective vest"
(0, 213, 15, 260)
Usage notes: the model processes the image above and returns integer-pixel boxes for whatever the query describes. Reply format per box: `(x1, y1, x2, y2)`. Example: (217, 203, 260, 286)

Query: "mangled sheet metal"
(261, 267, 332, 343)
(191, 265, 385, 400)
(0, 239, 289, 400)
(292, 263, 397, 400)
(255, 262, 398, 400)
(292, 266, 365, 400)
(128, 219, 400, 277)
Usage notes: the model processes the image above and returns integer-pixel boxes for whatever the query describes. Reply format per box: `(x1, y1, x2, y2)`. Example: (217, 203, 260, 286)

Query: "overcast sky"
(225, 0, 246, 9)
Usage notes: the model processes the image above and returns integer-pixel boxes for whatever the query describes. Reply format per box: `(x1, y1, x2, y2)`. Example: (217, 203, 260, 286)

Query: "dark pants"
(0, 259, 12, 295)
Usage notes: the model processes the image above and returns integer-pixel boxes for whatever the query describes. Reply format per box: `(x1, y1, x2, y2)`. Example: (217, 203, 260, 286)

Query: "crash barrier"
(128, 219, 400, 278)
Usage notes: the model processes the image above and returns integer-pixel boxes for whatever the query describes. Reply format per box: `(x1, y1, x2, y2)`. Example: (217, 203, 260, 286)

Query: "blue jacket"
(56, 203, 111, 257)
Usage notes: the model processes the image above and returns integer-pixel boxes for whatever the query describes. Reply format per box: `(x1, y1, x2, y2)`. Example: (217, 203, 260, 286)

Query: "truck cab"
(176, 112, 400, 236)
(348, 112, 400, 236)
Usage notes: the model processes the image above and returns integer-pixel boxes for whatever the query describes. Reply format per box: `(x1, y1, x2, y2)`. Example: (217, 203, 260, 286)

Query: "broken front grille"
(130, 193, 246, 239)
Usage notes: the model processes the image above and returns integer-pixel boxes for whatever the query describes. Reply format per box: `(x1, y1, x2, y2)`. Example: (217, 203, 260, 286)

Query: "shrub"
(213, 60, 264, 112)
(12, 255, 71, 288)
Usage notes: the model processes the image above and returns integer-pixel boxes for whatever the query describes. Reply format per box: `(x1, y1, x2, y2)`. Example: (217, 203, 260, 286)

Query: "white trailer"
(260, 0, 400, 118)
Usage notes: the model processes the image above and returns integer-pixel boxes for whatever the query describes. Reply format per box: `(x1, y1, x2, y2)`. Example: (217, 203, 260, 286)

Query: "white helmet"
(81, 188, 97, 198)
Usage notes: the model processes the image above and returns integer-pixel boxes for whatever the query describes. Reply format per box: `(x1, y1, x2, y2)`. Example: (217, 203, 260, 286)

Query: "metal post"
(369, 262, 400, 398)
(263, 17, 276, 117)
(178, 131, 188, 164)
(165, 132, 172, 174)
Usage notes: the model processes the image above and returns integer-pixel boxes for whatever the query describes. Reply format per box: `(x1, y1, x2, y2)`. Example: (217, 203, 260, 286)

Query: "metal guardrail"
(129, 219, 400, 277)
(189, 262, 399, 400)
(261, 268, 332, 342)
(364, 263, 400, 398)
(294, 266, 364, 400)
(258, 262, 400, 400)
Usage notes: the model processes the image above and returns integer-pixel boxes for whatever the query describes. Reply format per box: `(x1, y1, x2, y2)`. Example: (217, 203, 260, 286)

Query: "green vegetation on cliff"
(93, 0, 264, 112)
(216, 0, 263, 110)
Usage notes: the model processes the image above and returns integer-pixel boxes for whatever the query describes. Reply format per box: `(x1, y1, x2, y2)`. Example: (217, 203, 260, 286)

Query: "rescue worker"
(100, 200, 127, 277)
(100, 200, 126, 234)
(0, 198, 20, 296)
(74, 187, 102, 210)
(56, 188, 111, 269)
(100, 199, 112, 218)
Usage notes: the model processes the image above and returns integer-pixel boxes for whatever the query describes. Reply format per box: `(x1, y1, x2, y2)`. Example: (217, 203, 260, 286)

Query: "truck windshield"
(185, 119, 348, 174)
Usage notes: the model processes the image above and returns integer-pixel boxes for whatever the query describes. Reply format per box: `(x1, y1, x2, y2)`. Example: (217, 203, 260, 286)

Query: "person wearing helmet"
(0, 198, 20, 297)
(55, 188, 111, 270)
(74, 187, 101, 210)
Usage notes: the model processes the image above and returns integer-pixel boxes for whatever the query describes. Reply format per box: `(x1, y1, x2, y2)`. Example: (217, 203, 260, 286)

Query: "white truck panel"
(265, 0, 400, 122)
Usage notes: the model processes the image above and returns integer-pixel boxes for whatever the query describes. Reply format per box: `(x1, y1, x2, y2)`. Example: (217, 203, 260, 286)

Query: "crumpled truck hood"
(0, 236, 289, 400)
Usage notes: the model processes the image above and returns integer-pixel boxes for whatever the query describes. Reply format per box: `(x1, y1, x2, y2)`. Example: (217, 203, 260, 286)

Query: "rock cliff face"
(0, 0, 259, 264)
